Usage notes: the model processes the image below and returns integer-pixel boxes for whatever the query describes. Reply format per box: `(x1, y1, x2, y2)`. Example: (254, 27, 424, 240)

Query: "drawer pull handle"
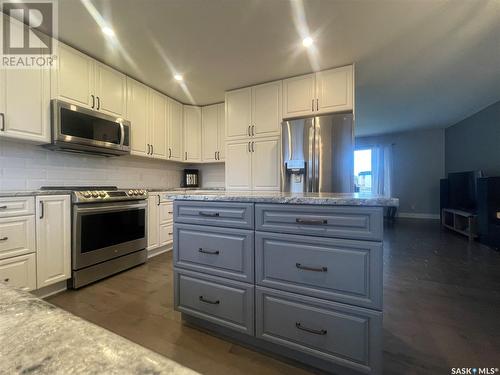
(199, 211, 219, 217)
(168, 211, 173, 214)
(198, 248, 220, 255)
(295, 218, 328, 225)
(168, 232, 173, 235)
(3, 278, 9, 282)
(0, 206, 7, 209)
(295, 322, 327, 335)
(0, 237, 8, 241)
(199, 296, 220, 305)
(296, 263, 328, 272)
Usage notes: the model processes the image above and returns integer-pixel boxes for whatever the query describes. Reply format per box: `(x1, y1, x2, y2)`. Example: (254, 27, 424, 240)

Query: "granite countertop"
(0, 190, 72, 198)
(0, 284, 197, 374)
(162, 191, 399, 207)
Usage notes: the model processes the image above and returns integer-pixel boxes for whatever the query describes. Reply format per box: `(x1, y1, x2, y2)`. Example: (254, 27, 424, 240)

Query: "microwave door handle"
(119, 122, 125, 147)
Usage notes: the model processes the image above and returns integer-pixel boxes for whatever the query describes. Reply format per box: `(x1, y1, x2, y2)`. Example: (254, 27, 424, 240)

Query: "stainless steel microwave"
(45, 99, 131, 156)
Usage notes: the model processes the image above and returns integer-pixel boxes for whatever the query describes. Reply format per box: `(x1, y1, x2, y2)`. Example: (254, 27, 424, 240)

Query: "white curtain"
(371, 145, 393, 197)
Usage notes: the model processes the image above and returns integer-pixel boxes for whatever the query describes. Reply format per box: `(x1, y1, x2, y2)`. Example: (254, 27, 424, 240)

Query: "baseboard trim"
(32, 280, 67, 299)
(397, 212, 440, 220)
(147, 245, 172, 259)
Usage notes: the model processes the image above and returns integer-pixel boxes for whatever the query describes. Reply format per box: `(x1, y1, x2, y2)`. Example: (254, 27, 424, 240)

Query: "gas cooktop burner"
(40, 186, 148, 203)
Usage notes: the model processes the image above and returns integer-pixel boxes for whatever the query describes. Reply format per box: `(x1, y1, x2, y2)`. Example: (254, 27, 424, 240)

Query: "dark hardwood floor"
(47, 219, 500, 374)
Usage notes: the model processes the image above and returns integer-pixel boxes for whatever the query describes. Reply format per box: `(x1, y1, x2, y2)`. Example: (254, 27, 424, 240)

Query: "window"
(354, 149, 372, 193)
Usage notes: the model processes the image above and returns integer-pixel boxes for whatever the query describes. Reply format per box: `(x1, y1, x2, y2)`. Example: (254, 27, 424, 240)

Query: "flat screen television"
(448, 171, 478, 212)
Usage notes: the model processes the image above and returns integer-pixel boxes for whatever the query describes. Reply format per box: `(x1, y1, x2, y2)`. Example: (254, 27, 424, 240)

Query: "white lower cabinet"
(225, 136, 280, 191)
(36, 195, 71, 289)
(0, 195, 70, 292)
(148, 194, 173, 253)
(0, 253, 37, 291)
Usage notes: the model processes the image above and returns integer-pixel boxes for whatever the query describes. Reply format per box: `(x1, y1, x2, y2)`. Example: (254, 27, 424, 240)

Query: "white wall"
(194, 163, 225, 188)
(356, 128, 445, 218)
(0, 139, 184, 190)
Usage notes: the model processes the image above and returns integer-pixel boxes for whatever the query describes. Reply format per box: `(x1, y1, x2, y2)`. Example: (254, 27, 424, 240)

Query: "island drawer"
(0, 197, 35, 218)
(0, 253, 37, 291)
(256, 287, 382, 374)
(174, 201, 254, 229)
(0, 216, 36, 260)
(255, 232, 382, 309)
(255, 204, 383, 241)
(174, 269, 254, 335)
(174, 223, 254, 283)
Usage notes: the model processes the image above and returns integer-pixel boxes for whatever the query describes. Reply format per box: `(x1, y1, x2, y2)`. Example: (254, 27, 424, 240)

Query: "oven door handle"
(75, 202, 147, 214)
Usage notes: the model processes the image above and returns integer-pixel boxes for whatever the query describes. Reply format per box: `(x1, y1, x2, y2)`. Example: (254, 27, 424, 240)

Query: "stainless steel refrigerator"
(281, 113, 354, 193)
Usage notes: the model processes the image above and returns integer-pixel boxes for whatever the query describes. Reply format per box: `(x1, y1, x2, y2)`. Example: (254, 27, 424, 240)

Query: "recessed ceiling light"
(302, 36, 313, 47)
(174, 74, 183, 81)
(102, 26, 115, 37)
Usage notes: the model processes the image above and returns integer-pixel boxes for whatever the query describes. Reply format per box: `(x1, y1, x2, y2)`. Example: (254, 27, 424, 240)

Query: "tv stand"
(441, 208, 478, 241)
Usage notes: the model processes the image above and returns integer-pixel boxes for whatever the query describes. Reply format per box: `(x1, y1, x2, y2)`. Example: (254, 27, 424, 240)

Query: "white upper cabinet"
(53, 43, 126, 116)
(149, 90, 168, 160)
(225, 87, 251, 140)
(282, 73, 316, 119)
(282, 65, 354, 119)
(168, 98, 183, 161)
(0, 17, 50, 144)
(202, 104, 219, 162)
(126, 77, 149, 157)
(217, 103, 226, 161)
(36, 195, 71, 288)
(95, 62, 126, 116)
(252, 81, 282, 138)
(183, 105, 202, 162)
(225, 139, 252, 190)
(53, 43, 94, 108)
(316, 65, 353, 114)
(0, 63, 50, 144)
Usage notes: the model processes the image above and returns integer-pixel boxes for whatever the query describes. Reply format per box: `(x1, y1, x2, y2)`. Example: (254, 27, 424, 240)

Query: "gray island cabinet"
(171, 194, 391, 375)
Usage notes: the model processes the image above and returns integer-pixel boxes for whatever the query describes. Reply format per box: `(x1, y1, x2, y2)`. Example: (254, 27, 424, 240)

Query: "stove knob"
(128, 190, 134, 195)
(91, 191, 99, 198)
(139, 189, 145, 195)
(134, 190, 139, 195)
(99, 191, 106, 198)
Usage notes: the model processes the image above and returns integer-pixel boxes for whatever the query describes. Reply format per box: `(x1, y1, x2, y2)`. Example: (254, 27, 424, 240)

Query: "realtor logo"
(1, 0, 57, 68)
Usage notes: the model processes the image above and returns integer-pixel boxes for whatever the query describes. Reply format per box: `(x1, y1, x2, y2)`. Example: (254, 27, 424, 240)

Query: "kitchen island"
(167, 192, 397, 375)
(0, 283, 196, 375)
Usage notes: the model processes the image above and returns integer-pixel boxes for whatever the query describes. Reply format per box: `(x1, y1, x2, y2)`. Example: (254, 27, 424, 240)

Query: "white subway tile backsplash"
(0, 139, 185, 191)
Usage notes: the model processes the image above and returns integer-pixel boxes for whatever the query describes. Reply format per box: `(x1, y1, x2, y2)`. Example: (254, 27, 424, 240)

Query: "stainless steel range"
(41, 186, 148, 289)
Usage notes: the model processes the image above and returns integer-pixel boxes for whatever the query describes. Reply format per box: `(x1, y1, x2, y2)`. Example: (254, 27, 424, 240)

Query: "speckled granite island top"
(0, 284, 197, 375)
(162, 191, 399, 206)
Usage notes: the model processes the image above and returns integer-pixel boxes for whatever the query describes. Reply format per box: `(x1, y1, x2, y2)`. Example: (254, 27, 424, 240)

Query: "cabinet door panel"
(168, 99, 183, 161)
(95, 63, 126, 116)
(316, 66, 353, 114)
(147, 195, 159, 250)
(225, 140, 252, 190)
(202, 104, 218, 162)
(282, 73, 315, 119)
(252, 81, 282, 138)
(1, 55, 50, 143)
(55, 43, 94, 107)
(126, 78, 149, 157)
(225, 88, 251, 140)
(217, 103, 225, 161)
(0, 253, 36, 291)
(150, 90, 168, 159)
(252, 137, 280, 191)
(183, 106, 202, 162)
(36, 195, 71, 288)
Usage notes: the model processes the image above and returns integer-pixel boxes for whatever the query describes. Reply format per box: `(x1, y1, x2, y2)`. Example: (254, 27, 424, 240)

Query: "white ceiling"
(57, 0, 500, 136)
